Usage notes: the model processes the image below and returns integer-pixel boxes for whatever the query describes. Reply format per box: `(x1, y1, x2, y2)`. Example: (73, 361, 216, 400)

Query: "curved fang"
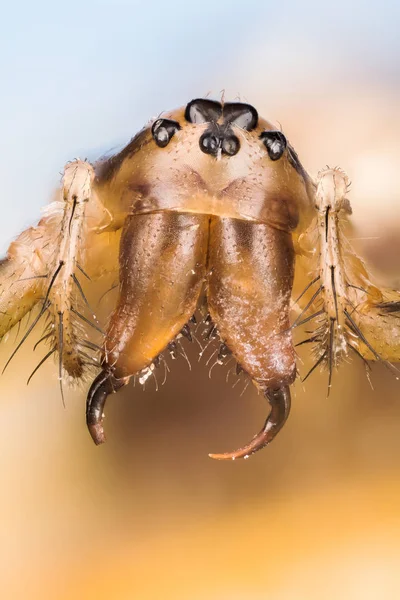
(86, 370, 125, 445)
(208, 386, 291, 460)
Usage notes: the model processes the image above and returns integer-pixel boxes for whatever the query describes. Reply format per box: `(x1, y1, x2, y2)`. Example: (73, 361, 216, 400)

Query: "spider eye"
(223, 103, 259, 131)
(222, 135, 240, 156)
(185, 99, 222, 124)
(199, 132, 220, 156)
(151, 119, 181, 148)
(260, 130, 287, 161)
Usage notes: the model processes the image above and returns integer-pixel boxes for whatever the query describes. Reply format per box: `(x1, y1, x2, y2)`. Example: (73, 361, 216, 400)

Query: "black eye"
(185, 99, 222, 124)
(222, 135, 240, 156)
(151, 119, 181, 148)
(260, 131, 287, 161)
(223, 102, 258, 131)
(199, 132, 220, 156)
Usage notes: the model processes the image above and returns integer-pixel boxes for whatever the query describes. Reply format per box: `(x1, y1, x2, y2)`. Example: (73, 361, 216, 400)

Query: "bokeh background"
(1, 1, 400, 598)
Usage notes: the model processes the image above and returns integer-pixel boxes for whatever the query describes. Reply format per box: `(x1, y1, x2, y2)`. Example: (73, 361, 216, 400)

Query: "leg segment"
(0, 229, 46, 341)
(86, 211, 209, 444)
(207, 217, 296, 459)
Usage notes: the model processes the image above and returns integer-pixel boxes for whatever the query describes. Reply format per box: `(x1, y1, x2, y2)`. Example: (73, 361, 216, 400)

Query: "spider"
(1, 98, 399, 460)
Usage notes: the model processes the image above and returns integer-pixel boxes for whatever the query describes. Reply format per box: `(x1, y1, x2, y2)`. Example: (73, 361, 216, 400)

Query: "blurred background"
(1, 1, 400, 598)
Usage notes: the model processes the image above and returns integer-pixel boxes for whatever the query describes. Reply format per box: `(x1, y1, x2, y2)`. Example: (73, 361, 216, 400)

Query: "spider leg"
(0, 228, 47, 342)
(1, 159, 120, 381)
(346, 300, 400, 364)
(294, 167, 400, 386)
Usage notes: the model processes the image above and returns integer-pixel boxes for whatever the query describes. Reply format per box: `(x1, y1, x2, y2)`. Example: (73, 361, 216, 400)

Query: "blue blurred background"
(1, 2, 400, 599)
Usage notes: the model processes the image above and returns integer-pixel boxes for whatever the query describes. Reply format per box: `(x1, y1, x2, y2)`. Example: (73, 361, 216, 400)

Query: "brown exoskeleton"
(1, 98, 399, 460)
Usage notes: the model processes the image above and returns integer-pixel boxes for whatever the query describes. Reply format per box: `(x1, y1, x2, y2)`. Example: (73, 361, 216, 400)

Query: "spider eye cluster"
(198, 127, 241, 157)
(184, 98, 260, 158)
(151, 99, 288, 164)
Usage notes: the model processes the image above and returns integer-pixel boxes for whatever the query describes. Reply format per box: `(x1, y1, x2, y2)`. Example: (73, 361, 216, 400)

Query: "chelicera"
(1, 98, 399, 460)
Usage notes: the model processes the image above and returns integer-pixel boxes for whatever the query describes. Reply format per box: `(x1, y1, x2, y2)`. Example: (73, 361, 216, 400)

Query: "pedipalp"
(1, 159, 121, 391)
(295, 167, 400, 388)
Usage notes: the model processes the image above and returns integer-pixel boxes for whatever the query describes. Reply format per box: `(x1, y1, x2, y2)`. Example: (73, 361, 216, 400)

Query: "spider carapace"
(1, 98, 399, 459)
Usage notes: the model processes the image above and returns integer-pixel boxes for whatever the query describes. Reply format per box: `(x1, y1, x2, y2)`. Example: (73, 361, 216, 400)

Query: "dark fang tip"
(209, 386, 291, 460)
(88, 422, 106, 446)
(86, 370, 124, 446)
(260, 130, 287, 161)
